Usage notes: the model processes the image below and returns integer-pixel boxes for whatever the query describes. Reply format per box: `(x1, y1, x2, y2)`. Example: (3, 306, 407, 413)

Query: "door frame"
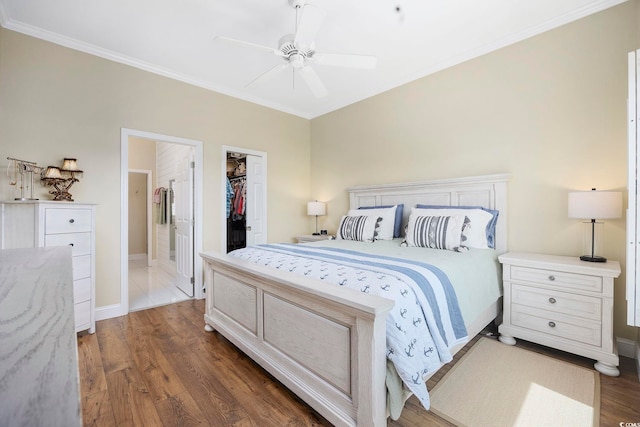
(121, 128, 204, 315)
(221, 145, 268, 251)
(128, 169, 153, 267)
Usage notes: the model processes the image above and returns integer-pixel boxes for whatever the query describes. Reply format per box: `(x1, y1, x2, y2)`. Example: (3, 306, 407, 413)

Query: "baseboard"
(636, 340, 640, 382)
(617, 336, 637, 359)
(95, 303, 125, 321)
(128, 253, 147, 261)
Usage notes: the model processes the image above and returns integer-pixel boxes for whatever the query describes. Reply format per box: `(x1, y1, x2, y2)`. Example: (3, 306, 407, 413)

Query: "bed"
(200, 173, 510, 426)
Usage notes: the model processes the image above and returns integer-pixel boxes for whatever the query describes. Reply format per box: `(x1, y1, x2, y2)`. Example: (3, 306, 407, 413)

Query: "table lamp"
(568, 188, 622, 262)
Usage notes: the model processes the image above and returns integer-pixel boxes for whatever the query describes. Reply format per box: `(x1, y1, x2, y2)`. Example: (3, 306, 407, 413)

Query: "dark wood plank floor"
(78, 299, 640, 426)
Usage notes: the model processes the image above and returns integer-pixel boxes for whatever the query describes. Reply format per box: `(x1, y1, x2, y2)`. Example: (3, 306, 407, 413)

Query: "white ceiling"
(0, 0, 627, 119)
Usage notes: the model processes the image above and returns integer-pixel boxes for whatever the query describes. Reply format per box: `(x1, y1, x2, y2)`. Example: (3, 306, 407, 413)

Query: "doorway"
(121, 128, 203, 316)
(222, 146, 267, 252)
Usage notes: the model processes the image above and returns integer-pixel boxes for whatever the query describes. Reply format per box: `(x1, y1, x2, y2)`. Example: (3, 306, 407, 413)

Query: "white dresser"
(0, 201, 97, 334)
(498, 252, 621, 376)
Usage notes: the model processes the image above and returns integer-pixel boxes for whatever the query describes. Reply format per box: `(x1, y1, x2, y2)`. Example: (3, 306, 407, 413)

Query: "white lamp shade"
(568, 190, 622, 220)
(307, 201, 326, 216)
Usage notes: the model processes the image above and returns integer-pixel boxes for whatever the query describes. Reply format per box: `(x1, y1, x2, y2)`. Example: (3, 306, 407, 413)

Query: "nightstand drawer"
(511, 265, 603, 294)
(512, 284, 602, 321)
(511, 304, 601, 346)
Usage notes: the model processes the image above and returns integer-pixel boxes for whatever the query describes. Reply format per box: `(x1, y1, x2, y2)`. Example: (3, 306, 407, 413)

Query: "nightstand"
(498, 252, 621, 376)
(296, 234, 332, 243)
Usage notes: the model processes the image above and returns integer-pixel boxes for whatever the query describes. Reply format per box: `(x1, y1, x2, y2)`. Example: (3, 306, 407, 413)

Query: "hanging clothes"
(226, 177, 234, 219)
(154, 187, 168, 224)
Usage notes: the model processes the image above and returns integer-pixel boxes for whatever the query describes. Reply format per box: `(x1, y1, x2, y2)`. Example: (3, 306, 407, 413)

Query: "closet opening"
(221, 146, 267, 253)
(226, 152, 247, 252)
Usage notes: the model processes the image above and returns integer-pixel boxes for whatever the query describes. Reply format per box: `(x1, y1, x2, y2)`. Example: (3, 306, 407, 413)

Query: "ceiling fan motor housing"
(278, 35, 314, 67)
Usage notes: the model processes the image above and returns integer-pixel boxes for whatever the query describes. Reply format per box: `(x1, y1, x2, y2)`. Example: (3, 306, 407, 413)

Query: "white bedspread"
(228, 241, 484, 410)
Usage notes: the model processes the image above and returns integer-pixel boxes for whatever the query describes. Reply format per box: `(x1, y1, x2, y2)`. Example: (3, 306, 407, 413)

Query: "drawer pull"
(548, 275, 555, 281)
(69, 219, 75, 224)
(548, 321, 556, 328)
(548, 297, 556, 304)
(69, 243, 74, 247)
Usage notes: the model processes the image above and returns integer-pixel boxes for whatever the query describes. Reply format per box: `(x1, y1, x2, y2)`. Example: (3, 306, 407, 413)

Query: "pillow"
(336, 215, 381, 242)
(358, 204, 404, 238)
(403, 214, 468, 252)
(348, 205, 397, 240)
(414, 205, 499, 249)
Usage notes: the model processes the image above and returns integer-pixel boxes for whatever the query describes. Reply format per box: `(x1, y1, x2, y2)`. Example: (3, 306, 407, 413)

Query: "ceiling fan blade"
(246, 63, 290, 88)
(294, 4, 326, 49)
(312, 53, 377, 69)
(298, 66, 327, 98)
(214, 36, 284, 57)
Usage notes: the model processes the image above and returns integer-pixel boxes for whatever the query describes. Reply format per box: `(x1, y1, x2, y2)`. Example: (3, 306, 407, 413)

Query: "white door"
(245, 154, 265, 246)
(175, 151, 194, 296)
(628, 50, 640, 327)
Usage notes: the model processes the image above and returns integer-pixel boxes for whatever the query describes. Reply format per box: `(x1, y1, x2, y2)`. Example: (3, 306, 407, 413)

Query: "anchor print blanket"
(228, 243, 468, 409)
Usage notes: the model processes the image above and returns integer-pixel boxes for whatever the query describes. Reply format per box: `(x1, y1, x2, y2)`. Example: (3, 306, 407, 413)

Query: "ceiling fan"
(213, 0, 377, 98)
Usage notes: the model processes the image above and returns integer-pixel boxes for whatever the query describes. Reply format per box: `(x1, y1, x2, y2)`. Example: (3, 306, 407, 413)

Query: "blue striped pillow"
(336, 215, 381, 242)
(403, 215, 468, 252)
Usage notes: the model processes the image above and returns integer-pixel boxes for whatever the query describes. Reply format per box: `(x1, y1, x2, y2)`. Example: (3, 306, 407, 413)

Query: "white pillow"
(348, 205, 397, 240)
(404, 214, 468, 251)
(336, 215, 380, 242)
(411, 207, 494, 249)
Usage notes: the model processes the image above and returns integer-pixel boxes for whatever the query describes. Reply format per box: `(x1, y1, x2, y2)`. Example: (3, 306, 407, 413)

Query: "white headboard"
(347, 174, 511, 254)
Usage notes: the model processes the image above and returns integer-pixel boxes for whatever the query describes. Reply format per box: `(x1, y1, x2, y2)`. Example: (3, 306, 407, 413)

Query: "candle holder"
(41, 158, 83, 201)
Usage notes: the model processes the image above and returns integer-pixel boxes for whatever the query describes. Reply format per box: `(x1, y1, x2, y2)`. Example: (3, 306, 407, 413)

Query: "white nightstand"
(498, 252, 621, 376)
(296, 234, 332, 243)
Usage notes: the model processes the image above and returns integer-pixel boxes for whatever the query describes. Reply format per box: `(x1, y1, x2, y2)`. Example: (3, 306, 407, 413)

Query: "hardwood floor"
(78, 300, 640, 426)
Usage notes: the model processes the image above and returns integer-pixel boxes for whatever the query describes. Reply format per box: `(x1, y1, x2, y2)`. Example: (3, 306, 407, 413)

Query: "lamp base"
(580, 255, 607, 263)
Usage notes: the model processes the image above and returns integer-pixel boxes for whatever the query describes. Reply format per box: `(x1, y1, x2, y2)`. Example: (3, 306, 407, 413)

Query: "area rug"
(430, 338, 600, 427)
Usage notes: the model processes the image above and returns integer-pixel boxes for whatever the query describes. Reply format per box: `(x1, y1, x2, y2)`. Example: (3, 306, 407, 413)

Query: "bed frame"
(201, 173, 510, 426)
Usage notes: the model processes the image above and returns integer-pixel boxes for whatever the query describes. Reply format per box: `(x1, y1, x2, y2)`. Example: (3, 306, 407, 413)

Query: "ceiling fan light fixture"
(290, 53, 305, 69)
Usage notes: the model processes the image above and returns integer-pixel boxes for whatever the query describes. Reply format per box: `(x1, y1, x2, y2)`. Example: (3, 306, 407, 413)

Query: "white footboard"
(201, 252, 394, 427)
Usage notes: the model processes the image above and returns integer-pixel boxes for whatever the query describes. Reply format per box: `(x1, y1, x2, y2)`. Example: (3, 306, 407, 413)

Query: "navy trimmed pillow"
(336, 215, 381, 242)
(403, 214, 468, 252)
(358, 204, 404, 238)
(414, 205, 499, 249)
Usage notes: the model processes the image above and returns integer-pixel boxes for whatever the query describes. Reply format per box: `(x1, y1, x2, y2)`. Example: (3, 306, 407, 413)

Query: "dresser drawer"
(74, 300, 91, 331)
(510, 265, 603, 294)
(72, 254, 91, 280)
(44, 208, 92, 234)
(73, 277, 91, 303)
(45, 232, 91, 256)
(511, 284, 602, 321)
(511, 304, 601, 346)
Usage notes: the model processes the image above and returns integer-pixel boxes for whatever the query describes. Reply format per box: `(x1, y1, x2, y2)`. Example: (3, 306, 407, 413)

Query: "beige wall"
(128, 137, 156, 259)
(310, 2, 638, 340)
(0, 28, 311, 308)
(127, 172, 147, 255)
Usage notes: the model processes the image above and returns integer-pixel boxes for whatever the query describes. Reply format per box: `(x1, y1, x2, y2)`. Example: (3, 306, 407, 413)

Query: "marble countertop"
(0, 246, 81, 427)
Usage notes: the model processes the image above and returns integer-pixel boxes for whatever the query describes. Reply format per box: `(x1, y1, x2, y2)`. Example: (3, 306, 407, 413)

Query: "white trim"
(0, 18, 306, 118)
(128, 253, 147, 261)
(128, 169, 153, 267)
(617, 336, 638, 359)
(117, 128, 204, 319)
(0, 1, 8, 27)
(221, 145, 268, 252)
(635, 339, 640, 382)
(0, 0, 626, 119)
(95, 303, 123, 322)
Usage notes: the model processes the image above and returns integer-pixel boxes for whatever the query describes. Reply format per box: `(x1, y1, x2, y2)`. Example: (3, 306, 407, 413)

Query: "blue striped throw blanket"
(228, 243, 468, 409)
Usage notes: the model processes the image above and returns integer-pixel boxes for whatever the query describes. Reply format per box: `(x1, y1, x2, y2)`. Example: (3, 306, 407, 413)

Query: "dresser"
(0, 201, 97, 334)
(498, 252, 621, 376)
(0, 247, 82, 426)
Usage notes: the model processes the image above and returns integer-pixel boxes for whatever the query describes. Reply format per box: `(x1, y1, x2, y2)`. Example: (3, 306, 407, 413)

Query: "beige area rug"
(430, 338, 600, 427)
